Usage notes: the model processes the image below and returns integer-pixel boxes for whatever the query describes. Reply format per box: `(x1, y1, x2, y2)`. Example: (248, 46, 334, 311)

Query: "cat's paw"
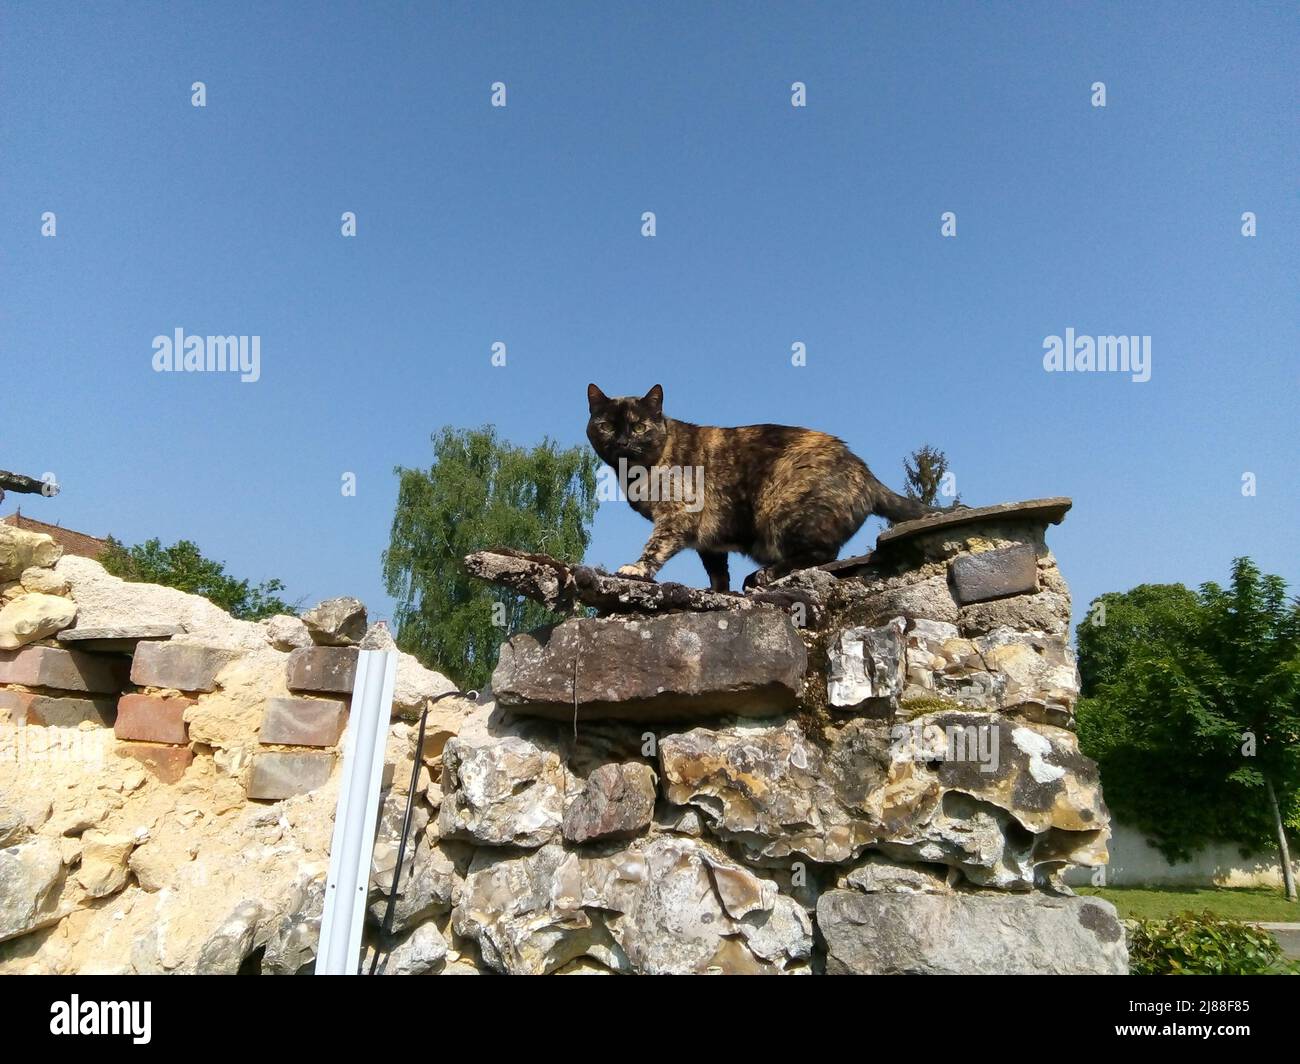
(615, 562, 655, 581)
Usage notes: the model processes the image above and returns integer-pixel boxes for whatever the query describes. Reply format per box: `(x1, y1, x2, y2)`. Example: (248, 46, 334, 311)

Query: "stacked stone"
(438, 498, 1128, 975)
(247, 602, 366, 800)
(112, 642, 238, 783)
(0, 524, 120, 732)
(0, 499, 1129, 975)
(1, 541, 467, 969)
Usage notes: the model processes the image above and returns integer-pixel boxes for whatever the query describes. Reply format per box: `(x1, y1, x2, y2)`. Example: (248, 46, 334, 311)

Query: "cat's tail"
(849, 457, 936, 525)
(873, 488, 934, 524)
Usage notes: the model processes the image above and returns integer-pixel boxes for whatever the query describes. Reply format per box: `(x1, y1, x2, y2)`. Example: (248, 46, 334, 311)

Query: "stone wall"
(1064, 821, 1295, 890)
(0, 499, 1128, 974)
(0, 521, 470, 974)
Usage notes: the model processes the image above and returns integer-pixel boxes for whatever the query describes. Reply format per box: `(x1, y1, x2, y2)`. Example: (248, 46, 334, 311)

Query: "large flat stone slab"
(59, 624, 182, 654)
(817, 890, 1127, 974)
(877, 497, 1072, 548)
(823, 498, 1073, 576)
(492, 611, 807, 721)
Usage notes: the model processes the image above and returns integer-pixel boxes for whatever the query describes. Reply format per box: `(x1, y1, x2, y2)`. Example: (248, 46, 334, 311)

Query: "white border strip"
(315, 649, 398, 975)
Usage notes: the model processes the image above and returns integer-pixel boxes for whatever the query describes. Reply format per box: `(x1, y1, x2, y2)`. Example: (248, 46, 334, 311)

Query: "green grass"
(1077, 885, 1300, 922)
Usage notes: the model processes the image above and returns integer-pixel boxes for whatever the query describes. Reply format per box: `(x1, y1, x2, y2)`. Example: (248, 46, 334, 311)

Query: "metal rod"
(367, 687, 476, 975)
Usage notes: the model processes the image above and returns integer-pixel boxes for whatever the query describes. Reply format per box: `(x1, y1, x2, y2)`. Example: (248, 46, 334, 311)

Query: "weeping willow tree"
(382, 426, 599, 689)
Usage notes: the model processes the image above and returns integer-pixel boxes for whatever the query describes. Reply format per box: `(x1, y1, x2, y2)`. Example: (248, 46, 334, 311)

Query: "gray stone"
(370, 789, 431, 891)
(493, 611, 806, 721)
(364, 924, 448, 975)
(368, 837, 460, 934)
(453, 835, 812, 975)
(285, 645, 359, 694)
(438, 734, 565, 847)
(839, 853, 955, 894)
(0, 803, 29, 847)
(871, 711, 1108, 888)
(259, 696, 347, 747)
(826, 618, 905, 713)
(0, 645, 129, 693)
(656, 710, 1108, 885)
(949, 544, 1039, 604)
(246, 751, 335, 800)
(0, 836, 64, 943)
(562, 762, 656, 843)
(0, 689, 116, 727)
(262, 876, 324, 974)
(195, 900, 264, 974)
(959, 590, 1071, 638)
(303, 597, 368, 647)
(130, 641, 237, 692)
(658, 719, 881, 864)
(817, 890, 1127, 974)
(900, 621, 1080, 726)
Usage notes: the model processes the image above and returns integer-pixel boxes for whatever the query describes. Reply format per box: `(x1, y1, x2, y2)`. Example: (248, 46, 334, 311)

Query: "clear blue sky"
(3, 2, 1296, 632)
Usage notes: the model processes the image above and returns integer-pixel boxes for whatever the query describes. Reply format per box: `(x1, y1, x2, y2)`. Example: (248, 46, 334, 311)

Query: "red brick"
(0, 688, 116, 726)
(259, 696, 346, 747)
(0, 646, 129, 694)
(115, 742, 194, 784)
(114, 693, 193, 744)
(130, 642, 237, 692)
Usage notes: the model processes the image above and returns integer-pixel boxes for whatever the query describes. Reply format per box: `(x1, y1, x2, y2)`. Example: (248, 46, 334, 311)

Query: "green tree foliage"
(99, 537, 296, 621)
(1076, 583, 1202, 696)
(382, 426, 599, 690)
(1076, 560, 1300, 893)
(903, 444, 959, 506)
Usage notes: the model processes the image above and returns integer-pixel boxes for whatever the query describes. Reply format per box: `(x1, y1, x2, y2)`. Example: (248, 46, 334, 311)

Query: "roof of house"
(1, 510, 110, 560)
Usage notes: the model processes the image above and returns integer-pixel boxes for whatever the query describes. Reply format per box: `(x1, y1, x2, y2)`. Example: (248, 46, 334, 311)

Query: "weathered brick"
(948, 544, 1040, 605)
(0, 689, 115, 727)
(0, 645, 130, 693)
(130, 641, 236, 693)
(114, 693, 193, 744)
(285, 646, 358, 695)
(247, 751, 335, 800)
(259, 696, 347, 747)
(115, 742, 194, 784)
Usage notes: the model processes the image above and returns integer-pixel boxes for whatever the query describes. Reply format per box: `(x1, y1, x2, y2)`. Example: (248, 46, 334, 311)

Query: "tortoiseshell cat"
(586, 383, 936, 591)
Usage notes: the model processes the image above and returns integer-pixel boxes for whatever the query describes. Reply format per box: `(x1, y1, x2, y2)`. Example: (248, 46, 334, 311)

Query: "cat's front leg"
(616, 518, 692, 581)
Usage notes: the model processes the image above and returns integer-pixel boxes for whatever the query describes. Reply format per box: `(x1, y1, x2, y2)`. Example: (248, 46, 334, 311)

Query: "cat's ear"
(643, 384, 664, 414)
(587, 383, 608, 412)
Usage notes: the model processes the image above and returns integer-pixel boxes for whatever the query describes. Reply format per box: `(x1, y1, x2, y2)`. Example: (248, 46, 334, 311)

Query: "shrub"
(1126, 911, 1298, 975)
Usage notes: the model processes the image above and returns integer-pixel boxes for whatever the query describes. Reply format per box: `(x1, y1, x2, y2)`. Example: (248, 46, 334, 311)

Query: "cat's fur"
(586, 383, 936, 591)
